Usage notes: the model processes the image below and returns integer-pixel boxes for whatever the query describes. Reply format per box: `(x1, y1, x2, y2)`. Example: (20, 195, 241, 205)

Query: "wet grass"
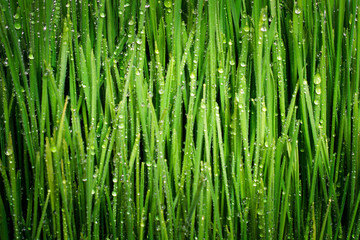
(0, 0, 360, 239)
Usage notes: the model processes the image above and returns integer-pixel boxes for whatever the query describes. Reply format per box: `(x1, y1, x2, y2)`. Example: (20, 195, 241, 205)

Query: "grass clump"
(0, 0, 360, 239)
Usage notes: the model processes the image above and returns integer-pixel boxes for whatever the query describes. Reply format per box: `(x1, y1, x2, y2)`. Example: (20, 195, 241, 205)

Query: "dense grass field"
(0, 0, 360, 239)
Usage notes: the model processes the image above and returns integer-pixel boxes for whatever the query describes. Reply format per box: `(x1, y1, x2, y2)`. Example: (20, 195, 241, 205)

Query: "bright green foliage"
(0, 0, 360, 239)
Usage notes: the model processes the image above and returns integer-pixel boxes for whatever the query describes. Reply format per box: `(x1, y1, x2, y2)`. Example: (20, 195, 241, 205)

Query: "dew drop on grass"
(29, 53, 34, 60)
(136, 38, 142, 45)
(164, 0, 172, 8)
(295, 7, 301, 15)
(13, 12, 20, 20)
(260, 25, 267, 32)
(190, 72, 196, 79)
(89, 145, 96, 155)
(243, 25, 250, 33)
(314, 99, 319, 105)
(5, 148, 13, 156)
(112, 191, 117, 197)
(128, 19, 135, 26)
(229, 59, 235, 66)
(218, 68, 224, 74)
(314, 73, 321, 84)
(257, 208, 264, 216)
(315, 86, 321, 95)
(113, 178, 118, 183)
(240, 62, 246, 67)
(14, 22, 21, 30)
(100, 12, 106, 18)
(51, 146, 57, 153)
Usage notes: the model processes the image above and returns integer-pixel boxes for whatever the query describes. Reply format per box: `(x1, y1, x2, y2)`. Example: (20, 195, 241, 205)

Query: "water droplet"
(190, 72, 196, 79)
(218, 68, 224, 74)
(257, 208, 264, 215)
(240, 62, 246, 67)
(314, 99, 319, 105)
(260, 25, 267, 32)
(51, 146, 57, 153)
(14, 23, 21, 30)
(230, 59, 235, 66)
(201, 102, 206, 109)
(128, 19, 135, 26)
(100, 12, 106, 18)
(29, 53, 34, 60)
(13, 13, 20, 20)
(243, 25, 250, 33)
(295, 7, 301, 15)
(314, 73, 321, 84)
(112, 191, 117, 197)
(5, 148, 13, 156)
(164, 0, 172, 8)
(89, 145, 96, 155)
(315, 86, 321, 95)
